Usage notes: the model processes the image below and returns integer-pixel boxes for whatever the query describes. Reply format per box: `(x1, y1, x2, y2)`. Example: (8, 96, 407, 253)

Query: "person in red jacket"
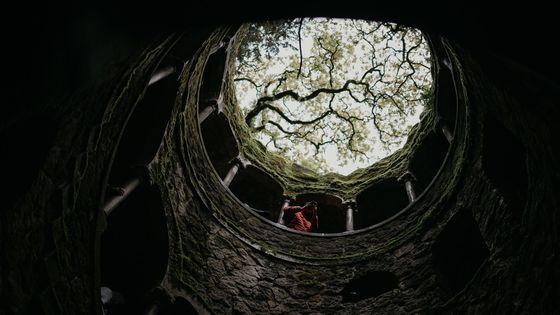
(283, 201, 319, 232)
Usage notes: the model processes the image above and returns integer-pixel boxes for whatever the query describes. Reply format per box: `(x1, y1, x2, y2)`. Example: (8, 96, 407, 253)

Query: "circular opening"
(192, 23, 460, 240)
(233, 18, 433, 175)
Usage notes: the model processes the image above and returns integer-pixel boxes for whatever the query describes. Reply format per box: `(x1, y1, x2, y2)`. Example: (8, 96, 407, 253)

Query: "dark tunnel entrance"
(341, 270, 398, 302)
(100, 183, 169, 313)
(355, 179, 410, 229)
(432, 209, 489, 296)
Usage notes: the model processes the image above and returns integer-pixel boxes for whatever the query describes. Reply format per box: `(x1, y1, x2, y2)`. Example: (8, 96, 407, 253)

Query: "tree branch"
(234, 18, 432, 172)
(297, 18, 304, 80)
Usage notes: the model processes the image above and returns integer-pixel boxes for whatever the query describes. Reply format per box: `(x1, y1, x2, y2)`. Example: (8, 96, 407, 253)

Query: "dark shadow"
(109, 65, 178, 184)
(432, 209, 489, 296)
(99, 64, 175, 314)
(435, 52, 457, 129)
(290, 193, 345, 233)
(409, 131, 449, 193)
(200, 114, 239, 178)
(198, 46, 227, 109)
(341, 271, 398, 302)
(229, 165, 283, 221)
(482, 114, 528, 216)
(160, 297, 199, 315)
(166, 27, 218, 66)
(355, 178, 409, 229)
(100, 184, 169, 303)
(2, 114, 57, 209)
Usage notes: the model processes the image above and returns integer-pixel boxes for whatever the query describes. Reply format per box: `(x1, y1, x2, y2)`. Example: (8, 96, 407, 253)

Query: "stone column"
(148, 65, 176, 86)
(442, 57, 453, 71)
(277, 196, 293, 225)
(343, 199, 357, 232)
(103, 165, 148, 216)
(222, 156, 248, 187)
(199, 97, 224, 124)
(398, 171, 417, 203)
(437, 116, 454, 144)
(144, 304, 159, 315)
(198, 103, 214, 123)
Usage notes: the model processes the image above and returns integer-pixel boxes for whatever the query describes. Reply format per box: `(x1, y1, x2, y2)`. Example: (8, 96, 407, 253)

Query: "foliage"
(234, 18, 432, 175)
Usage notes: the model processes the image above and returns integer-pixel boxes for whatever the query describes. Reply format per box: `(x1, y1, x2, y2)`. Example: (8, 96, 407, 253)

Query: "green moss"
(149, 27, 470, 269)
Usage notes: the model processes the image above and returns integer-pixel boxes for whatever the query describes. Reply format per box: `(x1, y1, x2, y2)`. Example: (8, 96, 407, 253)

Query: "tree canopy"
(234, 18, 433, 175)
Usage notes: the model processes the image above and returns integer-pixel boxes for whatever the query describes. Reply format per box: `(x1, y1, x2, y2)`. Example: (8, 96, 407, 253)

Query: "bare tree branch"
(233, 18, 432, 173)
(297, 18, 304, 80)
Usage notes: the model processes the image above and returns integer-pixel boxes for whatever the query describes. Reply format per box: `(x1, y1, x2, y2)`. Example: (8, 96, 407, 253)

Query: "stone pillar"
(398, 171, 417, 203)
(103, 166, 148, 216)
(148, 65, 176, 86)
(222, 156, 248, 187)
(199, 99, 224, 124)
(442, 57, 453, 71)
(199, 101, 216, 124)
(437, 116, 454, 144)
(144, 304, 159, 315)
(277, 196, 293, 225)
(343, 199, 356, 232)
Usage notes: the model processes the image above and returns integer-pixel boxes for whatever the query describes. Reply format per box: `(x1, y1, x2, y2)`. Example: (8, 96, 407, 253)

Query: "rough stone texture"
(1, 36, 177, 314)
(147, 29, 462, 313)
(433, 46, 560, 314)
(149, 29, 558, 314)
(2, 12, 559, 315)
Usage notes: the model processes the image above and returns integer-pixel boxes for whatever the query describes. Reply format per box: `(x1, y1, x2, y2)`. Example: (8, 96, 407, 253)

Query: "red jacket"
(283, 206, 319, 232)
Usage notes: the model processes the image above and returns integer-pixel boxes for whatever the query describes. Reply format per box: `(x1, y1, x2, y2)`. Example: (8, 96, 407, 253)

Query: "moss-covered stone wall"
(1, 35, 178, 314)
(147, 28, 470, 313)
(150, 27, 558, 314)
(2, 18, 558, 315)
